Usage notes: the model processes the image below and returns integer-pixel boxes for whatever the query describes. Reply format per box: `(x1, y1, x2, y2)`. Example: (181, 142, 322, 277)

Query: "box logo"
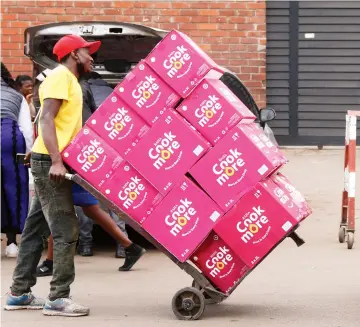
(165, 198, 197, 236)
(236, 206, 270, 244)
(163, 45, 191, 78)
(118, 176, 146, 209)
(103, 107, 132, 140)
(148, 132, 181, 170)
(76, 139, 105, 172)
(212, 149, 245, 186)
(194, 95, 223, 128)
(205, 246, 234, 278)
(131, 75, 160, 108)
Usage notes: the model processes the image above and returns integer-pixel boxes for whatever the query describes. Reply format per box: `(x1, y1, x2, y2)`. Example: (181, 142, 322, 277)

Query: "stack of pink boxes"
(62, 30, 311, 295)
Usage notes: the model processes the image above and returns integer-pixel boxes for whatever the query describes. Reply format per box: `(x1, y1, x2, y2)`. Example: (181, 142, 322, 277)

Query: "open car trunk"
(25, 22, 167, 87)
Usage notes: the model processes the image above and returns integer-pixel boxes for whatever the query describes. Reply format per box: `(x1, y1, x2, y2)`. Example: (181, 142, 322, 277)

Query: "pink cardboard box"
(114, 61, 181, 125)
(177, 78, 256, 145)
(62, 127, 124, 190)
(191, 232, 249, 294)
(146, 30, 222, 97)
(142, 177, 223, 262)
(189, 124, 284, 211)
(214, 179, 299, 268)
(127, 110, 210, 195)
(101, 163, 163, 224)
(87, 92, 150, 157)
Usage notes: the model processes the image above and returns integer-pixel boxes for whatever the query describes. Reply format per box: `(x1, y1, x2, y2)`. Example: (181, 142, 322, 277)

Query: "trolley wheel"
(338, 226, 346, 243)
(191, 280, 220, 304)
(347, 232, 355, 249)
(172, 287, 205, 320)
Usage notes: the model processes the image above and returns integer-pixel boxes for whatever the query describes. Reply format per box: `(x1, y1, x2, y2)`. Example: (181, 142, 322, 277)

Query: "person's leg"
(36, 235, 54, 277)
(41, 180, 78, 301)
(22, 157, 88, 316)
(6, 232, 17, 245)
(81, 205, 145, 271)
(6, 191, 49, 310)
(109, 210, 127, 258)
(82, 205, 131, 247)
(110, 211, 128, 237)
(75, 206, 93, 256)
(47, 235, 54, 260)
(5, 232, 18, 258)
(37, 207, 95, 275)
(1, 119, 28, 258)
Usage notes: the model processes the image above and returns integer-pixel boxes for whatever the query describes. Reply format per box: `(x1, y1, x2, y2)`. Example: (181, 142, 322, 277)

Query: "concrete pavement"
(2, 149, 360, 326)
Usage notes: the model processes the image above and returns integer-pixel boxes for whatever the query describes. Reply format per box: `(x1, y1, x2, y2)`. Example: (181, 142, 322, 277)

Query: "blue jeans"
(76, 207, 128, 247)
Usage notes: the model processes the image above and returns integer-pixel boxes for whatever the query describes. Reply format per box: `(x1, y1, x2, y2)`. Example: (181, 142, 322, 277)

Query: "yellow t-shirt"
(32, 65, 83, 154)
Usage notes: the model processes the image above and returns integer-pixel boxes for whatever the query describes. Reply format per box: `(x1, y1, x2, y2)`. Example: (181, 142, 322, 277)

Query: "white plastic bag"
(263, 124, 279, 147)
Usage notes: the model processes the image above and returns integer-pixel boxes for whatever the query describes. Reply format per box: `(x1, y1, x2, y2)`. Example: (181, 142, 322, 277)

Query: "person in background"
(15, 75, 36, 120)
(1, 63, 33, 258)
(78, 71, 128, 258)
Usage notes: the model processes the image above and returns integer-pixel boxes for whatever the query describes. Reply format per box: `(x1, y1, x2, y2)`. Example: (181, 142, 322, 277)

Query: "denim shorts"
(72, 183, 98, 207)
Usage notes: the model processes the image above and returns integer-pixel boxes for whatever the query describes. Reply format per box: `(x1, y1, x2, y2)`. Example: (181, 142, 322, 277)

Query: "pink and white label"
(87, 93, 150, 157)
(114, 61, 181, 125)
(177, 78, 256, 145)
(62, 128, 124, 190)
(143, 177, 223, 262)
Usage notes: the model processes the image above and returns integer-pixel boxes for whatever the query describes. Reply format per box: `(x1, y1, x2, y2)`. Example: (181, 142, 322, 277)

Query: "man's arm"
(40, 98, 68, 183)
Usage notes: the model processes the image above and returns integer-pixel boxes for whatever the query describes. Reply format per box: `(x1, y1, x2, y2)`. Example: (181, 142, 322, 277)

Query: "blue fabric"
(71, 182, 98, 207)
(1, 118, 29, 233)
(6, 293, 36, 307)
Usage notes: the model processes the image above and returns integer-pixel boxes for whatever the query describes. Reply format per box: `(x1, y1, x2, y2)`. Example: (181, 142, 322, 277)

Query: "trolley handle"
(65, 173, 74, 181)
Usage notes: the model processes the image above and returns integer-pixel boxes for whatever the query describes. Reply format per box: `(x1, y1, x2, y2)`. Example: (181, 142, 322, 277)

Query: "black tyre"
(172, 287, 206, 320)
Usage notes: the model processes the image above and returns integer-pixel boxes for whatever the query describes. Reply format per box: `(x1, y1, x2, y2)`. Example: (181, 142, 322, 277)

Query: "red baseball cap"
(53, 35, 101, 62)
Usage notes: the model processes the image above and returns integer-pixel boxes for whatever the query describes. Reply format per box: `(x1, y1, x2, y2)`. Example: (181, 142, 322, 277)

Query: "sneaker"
(118, 243, 145, 271)
(77, 245, 93, 257)
(36, 260, 53, 277)
(42, 298, 90, 317)
(5, 243, 18, 258)
(4, 292, 45, 310)
(115, 244, 126, 259)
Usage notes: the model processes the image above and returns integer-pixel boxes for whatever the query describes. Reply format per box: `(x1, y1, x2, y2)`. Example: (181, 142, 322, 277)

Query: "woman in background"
(1, 63, 33, 257)
(15, 75, 37, 120)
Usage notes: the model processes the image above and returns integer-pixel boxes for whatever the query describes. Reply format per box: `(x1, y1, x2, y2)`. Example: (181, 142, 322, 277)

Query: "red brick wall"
(1, 1, 266, 106)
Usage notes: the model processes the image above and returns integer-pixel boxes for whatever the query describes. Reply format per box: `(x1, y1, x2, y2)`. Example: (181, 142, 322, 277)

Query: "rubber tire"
(338, 226, 346, 244)
(347, 232, 355, 249)
(172, 287, 205, 321)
